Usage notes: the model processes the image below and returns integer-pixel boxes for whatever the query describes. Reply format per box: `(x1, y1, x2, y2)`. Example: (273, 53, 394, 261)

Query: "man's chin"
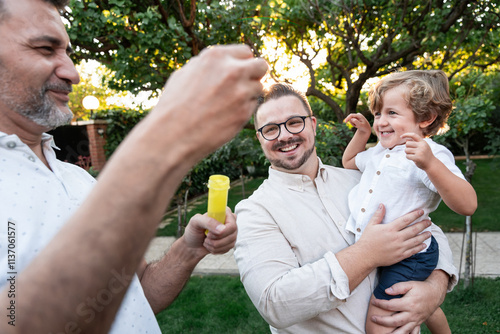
(31, 109, 73, 130)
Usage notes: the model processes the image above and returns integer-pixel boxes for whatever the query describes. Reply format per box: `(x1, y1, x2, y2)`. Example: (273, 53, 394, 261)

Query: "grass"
(157, 276, 500, 333)
(431, 158, 500, 232)
(156, 276, 269, 333)
(422, 277, 500, 333)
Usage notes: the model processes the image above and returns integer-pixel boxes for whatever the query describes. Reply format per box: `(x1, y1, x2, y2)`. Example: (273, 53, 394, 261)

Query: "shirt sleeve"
(430, 223, 459, 291)
(354, 148, 369, 173)
(419, 141, 466, 192)
(234, 200, 352, 329)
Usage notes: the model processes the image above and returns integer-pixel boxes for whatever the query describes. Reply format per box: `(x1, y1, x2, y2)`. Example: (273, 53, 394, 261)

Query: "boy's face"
(372, 86, 425, 149)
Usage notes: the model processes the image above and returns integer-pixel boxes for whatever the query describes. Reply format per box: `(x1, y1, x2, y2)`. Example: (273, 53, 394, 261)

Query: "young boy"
(342, 70, 477, 334)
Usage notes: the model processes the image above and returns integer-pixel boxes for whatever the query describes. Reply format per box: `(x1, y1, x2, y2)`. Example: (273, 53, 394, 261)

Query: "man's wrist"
(172, 236, 208, 268)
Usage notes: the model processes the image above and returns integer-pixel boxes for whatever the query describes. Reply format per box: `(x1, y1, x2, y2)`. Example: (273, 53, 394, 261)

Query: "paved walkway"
(144, 232, 500, 278)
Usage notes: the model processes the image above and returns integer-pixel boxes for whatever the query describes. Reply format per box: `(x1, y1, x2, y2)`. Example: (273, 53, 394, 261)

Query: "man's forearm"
(426, 269, 448, 306)
(140, 237, 207, 313)
(5, 113, 200, 333)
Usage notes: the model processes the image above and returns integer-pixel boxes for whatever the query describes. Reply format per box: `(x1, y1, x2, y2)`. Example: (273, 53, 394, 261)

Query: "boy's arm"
(342, 113, 372, 170)
(403, 133, 477, 216)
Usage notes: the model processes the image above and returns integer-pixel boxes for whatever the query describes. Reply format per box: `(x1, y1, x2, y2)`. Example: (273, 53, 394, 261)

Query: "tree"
(267, 0, 500, 121)
(69, 60, 147, 120)
(66, 0, 265, 95)
(66, 1, 500, 122)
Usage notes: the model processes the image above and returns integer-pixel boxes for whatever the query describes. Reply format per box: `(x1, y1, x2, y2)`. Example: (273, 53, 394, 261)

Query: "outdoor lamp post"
(82, 95, 100, 118)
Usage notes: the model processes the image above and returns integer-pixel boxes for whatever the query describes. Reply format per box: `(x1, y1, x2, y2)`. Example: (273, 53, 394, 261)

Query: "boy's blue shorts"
(373, 236, 439, 300)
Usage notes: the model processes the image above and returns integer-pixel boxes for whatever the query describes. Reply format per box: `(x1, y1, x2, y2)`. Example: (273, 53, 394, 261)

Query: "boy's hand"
(402, 133, 435, 170)
(344, 113, 372, 135)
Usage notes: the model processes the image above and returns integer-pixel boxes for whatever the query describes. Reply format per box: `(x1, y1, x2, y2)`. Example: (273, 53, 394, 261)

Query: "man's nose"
(277, 123, 293, 141)
(55, 53, 80, 85)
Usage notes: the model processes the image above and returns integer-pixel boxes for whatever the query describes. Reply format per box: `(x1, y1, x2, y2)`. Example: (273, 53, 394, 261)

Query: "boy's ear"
(419, 114, 438, 129)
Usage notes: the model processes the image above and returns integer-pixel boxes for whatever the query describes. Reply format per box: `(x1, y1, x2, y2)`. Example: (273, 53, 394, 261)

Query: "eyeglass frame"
(257, 115, 312, 141)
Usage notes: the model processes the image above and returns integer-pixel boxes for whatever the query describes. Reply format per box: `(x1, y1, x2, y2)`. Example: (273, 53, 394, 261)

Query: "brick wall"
(85, 120, 108, 171)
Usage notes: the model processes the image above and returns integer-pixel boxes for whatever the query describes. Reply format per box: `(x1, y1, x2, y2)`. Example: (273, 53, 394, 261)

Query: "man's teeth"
(280, 145, 297, 152)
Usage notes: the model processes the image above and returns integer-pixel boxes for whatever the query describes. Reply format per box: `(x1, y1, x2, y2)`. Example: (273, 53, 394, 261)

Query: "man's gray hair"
(0, 0, 69, 22)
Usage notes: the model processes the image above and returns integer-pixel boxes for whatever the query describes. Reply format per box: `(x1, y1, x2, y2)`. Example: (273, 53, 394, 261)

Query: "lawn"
(431, 158, 500, 232)
(157, 276, 500, 333)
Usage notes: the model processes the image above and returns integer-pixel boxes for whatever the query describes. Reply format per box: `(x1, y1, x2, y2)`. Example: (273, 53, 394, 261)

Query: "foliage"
(211, 128, 266, 173)
(268, 0, 500, 121)
(434, 69, 496, 159)
(65, 0, 265, 95)
(65, 0, 500, 159)
(96, 107, 149, 158)
(157, 177, 265, 237)
(315, 119, 353, 167)
(69, 60, 137, 120)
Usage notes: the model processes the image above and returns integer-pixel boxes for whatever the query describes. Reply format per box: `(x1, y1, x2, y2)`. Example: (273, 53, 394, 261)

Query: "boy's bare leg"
(366, 294, 397, 334)
(424, 307, 451, 334)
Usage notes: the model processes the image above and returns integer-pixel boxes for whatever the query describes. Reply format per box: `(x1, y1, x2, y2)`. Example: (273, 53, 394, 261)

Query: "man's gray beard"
(19, 92, 73, 129)
(267, 139, 316, 171)
(9, 89, 73, 130)
(0, 65, 73, 130)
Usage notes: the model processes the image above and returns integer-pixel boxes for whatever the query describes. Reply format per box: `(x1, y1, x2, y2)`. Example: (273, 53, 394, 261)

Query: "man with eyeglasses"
(0, 0, 267, 332)
(234, 83, 457, 333)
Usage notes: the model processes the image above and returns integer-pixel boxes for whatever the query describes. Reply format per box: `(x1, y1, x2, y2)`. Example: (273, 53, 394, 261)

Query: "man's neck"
(0, 110, 51, 168)
(271, 153, 320, 185)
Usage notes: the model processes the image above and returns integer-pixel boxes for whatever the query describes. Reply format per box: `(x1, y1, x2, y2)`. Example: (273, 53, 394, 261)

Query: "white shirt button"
(6, 141, 16, 149)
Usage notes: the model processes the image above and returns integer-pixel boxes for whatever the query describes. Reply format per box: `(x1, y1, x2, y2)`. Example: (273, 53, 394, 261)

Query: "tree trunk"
(462, 137, 476, 288)
(463, 215, 473, 288)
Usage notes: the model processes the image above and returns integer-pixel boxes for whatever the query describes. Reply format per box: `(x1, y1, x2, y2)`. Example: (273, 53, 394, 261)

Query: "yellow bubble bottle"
(207, 175, 230, 224)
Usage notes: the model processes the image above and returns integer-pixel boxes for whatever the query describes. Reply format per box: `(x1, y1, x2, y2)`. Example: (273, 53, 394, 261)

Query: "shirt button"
(356, 228, 361, 232)
(6, 141, 16, 149)
(361, 208, 366, 213)
(28, 156, 36, 162)
(369, 189, 373, 193)
(386, 154, 390, 158)
(376, 171, 381, 175)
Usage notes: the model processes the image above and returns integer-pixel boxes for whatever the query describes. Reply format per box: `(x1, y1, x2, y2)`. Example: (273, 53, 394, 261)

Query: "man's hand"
(356, 205, 431, 268)
(149, 45, 269, 165)
(183, 207, 237, 256)
(370, 270, 449, 333)
(338, 205, 431, 292)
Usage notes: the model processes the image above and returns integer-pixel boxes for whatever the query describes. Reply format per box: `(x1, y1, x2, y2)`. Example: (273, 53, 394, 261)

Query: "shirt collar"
(267, 157, 328, 191)
(0, 131, 59, 150)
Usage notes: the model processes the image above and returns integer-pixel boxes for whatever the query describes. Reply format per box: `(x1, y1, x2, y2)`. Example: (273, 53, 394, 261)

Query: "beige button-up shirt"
(234, 159, 457, 333)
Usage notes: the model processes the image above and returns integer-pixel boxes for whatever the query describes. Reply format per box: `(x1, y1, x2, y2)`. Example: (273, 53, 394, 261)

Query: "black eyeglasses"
(257, 115, 312, 141)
